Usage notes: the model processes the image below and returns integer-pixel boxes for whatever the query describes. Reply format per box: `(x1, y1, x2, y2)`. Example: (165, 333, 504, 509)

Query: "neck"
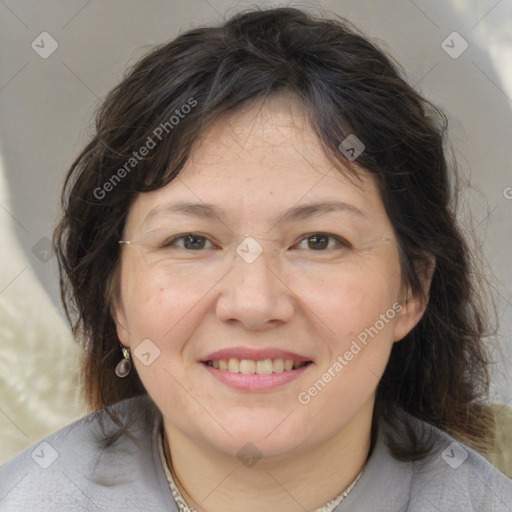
(162, 405, 374, 512)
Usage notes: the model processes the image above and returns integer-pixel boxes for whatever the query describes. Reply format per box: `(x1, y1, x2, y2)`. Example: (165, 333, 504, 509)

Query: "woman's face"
(114, 97, 425, 460)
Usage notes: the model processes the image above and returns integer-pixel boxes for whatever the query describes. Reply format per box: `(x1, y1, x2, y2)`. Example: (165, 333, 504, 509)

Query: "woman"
(1, 7, 511, 511)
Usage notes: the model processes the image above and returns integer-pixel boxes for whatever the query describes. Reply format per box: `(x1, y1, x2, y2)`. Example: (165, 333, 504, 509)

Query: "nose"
(215, 237, 295, 330)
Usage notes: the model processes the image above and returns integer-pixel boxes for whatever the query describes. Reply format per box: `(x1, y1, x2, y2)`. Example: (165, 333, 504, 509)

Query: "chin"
(198, 411, 308, 459)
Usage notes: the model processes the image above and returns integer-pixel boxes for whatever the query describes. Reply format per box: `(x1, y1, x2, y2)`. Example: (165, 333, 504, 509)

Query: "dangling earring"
(115, 346, 132, 378)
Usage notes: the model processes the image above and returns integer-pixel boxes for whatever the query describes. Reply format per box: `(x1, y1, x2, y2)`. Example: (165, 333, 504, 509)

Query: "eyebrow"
(143, 199, 367, 228)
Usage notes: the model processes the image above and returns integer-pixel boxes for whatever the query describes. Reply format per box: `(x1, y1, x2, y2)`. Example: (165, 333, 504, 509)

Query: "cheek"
(122, 264, 193, 336)
(295, 264, 400, 406)
(296, 280, 398, 426)
(303, 262, 401, 340)
(120, 269, 215, 388)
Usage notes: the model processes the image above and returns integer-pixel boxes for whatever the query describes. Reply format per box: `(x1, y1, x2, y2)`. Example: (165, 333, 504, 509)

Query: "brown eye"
(308, 234, 329, 250)
(165, 233, 214, 250)
(296, 233, 349, 251)
(183, 234, 207, 250)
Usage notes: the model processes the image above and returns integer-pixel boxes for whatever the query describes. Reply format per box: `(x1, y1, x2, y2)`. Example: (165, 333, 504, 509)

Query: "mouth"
(202, 358, 313, 374)
(199, 347, 314, 391)
(200, 355, 314, 392)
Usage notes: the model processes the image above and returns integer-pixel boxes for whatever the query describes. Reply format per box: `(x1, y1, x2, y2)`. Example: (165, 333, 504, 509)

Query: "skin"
(113, 96, 430, 512)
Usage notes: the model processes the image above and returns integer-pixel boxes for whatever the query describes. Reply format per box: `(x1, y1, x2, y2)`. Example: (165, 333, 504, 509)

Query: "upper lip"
(201, 347, 312, 362)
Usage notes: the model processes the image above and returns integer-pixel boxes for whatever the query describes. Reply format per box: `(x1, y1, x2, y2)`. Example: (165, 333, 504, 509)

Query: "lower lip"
(201, 363, 312, 392)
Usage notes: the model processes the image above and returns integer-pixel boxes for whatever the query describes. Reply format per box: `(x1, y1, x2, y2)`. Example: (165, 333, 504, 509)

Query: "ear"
(111, 299, 132, 348)
(107, 268, 132, 349)
(392, 256, 435, 342)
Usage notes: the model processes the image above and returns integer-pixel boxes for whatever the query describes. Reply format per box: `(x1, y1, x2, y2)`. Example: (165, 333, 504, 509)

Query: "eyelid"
(165, 232, 218, 249)
(294, 232, 351, 250)
(163, 232, 350, 251)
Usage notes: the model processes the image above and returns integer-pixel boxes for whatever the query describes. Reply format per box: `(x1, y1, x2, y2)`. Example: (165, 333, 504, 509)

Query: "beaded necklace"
(157, 430, 365, 512)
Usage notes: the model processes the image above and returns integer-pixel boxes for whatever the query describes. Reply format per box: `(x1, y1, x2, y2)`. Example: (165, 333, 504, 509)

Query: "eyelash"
(162, 232, 350, 251)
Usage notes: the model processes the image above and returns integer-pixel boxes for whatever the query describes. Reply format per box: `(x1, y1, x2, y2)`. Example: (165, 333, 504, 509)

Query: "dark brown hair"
(54, 7, 496, 460)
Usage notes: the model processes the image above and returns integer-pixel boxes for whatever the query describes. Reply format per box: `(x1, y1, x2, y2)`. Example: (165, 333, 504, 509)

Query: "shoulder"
(407, 421, 512, 511)
(0, 395, 177, 512)
(338, 413, 512, 512)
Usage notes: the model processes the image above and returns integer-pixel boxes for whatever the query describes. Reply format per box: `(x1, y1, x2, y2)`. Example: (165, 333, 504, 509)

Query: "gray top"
(0, 395, 511, 511)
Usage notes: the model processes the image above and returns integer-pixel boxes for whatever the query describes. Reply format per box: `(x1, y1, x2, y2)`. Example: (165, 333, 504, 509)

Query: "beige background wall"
(1, 0, 511, 464)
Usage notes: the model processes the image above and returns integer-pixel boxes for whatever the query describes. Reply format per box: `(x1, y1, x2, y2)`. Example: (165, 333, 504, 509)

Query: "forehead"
(124, 97, 384, 230)
(188, 97, 322, 172)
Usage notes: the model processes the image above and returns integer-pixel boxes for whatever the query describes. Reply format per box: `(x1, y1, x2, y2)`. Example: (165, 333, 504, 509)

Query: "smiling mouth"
(203, 358, 313, 375)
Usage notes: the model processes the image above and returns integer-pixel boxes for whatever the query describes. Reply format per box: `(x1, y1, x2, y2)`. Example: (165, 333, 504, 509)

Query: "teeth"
(205, 357, 309, 374)
(273, 358, 284, 373)
(228, 358, 240, 373)
(240, 359, 256, 374)
(256, 359, 273, 374)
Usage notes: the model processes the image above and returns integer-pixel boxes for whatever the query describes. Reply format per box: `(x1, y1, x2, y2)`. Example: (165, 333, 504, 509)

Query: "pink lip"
(201, 362, 312, 392)
(201, 347, 312, 363)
